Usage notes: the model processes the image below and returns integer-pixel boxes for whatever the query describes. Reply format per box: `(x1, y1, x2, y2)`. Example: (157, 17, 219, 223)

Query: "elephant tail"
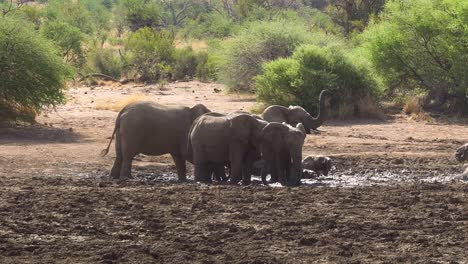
(101, 110, 123, 157)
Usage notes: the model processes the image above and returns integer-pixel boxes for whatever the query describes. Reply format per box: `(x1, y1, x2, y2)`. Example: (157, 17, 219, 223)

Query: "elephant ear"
(295, 123, 306, 135)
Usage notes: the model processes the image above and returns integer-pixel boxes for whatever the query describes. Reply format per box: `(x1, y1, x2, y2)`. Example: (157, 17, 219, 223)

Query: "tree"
(363, 0, 468, 114)
(124, 27, 175, 82)
(327, 0, 386, 34)
(0, 15, 72, 121)
(42, 20, 85, 67)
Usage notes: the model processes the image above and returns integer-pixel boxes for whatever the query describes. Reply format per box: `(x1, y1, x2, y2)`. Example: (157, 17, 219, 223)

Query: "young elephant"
(260, 122, 306, 186)
(455, 143, 468, 162)
(101, 102, 210, 180)
(188, 113, 268, 184)
(302, 155, 332, 177)
(261, 90, 331, 133)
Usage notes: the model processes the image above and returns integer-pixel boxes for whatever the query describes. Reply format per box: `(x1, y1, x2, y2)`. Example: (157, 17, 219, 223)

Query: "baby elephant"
(455, 143, 468, 162)
(302, 155, 332, 177)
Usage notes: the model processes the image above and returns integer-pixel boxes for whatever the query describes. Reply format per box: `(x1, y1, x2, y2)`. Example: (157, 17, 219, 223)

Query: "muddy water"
(134, 169, 468, 188)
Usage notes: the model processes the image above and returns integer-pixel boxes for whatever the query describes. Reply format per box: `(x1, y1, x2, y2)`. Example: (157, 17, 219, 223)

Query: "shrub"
(256, 45, 380, 118)
(0, 16, 72, 121)
(172, 48, 198, 81)
(362, 0, 468, 115)
(124, 27, 175, 83)
(87, 48, 123, 79)
(195, 51, 220, 82)
(219, 20, 342, 92)
(41, 20, 85, 67)
(403, 97, 423, 115)
(182, 13, 237, 39)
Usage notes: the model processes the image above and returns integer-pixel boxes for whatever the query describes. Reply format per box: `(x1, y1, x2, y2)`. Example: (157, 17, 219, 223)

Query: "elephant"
(101, 102, 210, 180)
(261, 89, 331, 134)
(455, 143, 468, 162)
(302, 155, 332, 177)
(188, 112, 269, 184)
(259, 122, 306, 186)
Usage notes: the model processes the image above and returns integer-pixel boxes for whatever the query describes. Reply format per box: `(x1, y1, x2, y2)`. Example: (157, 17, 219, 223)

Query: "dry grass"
(95, 94, 151, 112)
(402, 96, 434, 122)
(0, 100, 36, 123)
(403, 96, 423, 115)
(175, 39, 208, 51)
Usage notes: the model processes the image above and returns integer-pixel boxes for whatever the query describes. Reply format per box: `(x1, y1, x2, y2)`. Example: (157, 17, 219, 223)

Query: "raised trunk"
(308, 89, 330, 130)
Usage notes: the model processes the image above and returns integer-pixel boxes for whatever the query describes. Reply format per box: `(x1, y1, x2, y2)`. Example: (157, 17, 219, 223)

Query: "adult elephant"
(261, 89, 331, 134)
(101, 102, 210, 180)
(260, 122, 306, 186)
(188, 113, 268, 184)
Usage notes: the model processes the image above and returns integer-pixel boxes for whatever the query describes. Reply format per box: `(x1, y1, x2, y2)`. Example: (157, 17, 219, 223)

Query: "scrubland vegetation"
(0, 0, 467, 121)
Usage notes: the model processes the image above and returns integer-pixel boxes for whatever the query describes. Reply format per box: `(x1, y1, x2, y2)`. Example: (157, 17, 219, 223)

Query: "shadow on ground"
(0, 124, 82, 144)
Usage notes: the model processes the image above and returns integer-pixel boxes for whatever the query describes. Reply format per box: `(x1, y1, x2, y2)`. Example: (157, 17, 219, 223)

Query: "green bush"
(182, 13, 237, 39)
(41, 20, 85, 67)
(124, 27, 175, 83)
(0, 16, 72, 121)
(195, 51, 219, 82)
(362, 0, 468, 114)
(256, 45, 380, 118)
(87, 48, 123, 79)
(218, 20, 341, 92)
(172, 48, 198, 81)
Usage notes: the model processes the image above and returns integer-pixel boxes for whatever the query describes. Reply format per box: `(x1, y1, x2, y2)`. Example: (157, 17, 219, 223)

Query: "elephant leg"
(261, 160, 269, 186)
(229, 146, 244, 185)
(242, 152, 257, 185)
(213, 163, 226, 182)
(194, 161, 211, 183)
(110, 131, 122, 179)
(280, 161, 289, 186)
(171, 153, 187, 182)
(270, 155, 282, 184)
(119, 138, 135, 180)
(120, 155, 134, 180)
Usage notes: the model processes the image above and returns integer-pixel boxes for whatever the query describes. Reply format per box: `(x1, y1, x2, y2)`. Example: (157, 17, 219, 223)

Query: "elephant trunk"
(288, 148, 302, 186)
(307, 89, 330, 130)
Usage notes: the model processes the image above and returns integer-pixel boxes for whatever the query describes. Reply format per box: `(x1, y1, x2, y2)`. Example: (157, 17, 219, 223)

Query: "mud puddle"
(133, 169, 468, 188)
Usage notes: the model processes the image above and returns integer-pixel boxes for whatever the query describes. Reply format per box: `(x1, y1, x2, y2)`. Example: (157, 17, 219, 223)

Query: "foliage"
(256, 45, 380, 118)
(363, 0, 468, 114)
(42, 20, 85, 67)
(172, 47, 198, 81)
(181, 12, 237, 39)
(124, 27, 175, 82)
(219, 20, 320, 92)
(195, 51, 220, 82)
(45, 0, 97, 35)
(122, 0, 162, 31)
(0, 16, 72, 121)
(87, 48, 123, 79)
(326, 0, 386, 34)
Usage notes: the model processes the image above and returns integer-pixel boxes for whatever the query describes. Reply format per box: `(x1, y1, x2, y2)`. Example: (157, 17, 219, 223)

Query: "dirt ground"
(1, 81, 468, 263)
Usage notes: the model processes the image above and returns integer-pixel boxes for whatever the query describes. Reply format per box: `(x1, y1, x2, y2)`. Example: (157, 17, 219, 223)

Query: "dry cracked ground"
(1, 81, 467, 263)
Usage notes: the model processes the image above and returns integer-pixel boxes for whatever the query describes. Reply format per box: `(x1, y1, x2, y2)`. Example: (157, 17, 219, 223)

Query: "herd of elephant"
(101, 90, 333, 186)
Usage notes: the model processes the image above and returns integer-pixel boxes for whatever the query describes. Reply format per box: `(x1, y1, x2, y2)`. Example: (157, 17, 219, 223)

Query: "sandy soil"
(1, 81, 467, 263)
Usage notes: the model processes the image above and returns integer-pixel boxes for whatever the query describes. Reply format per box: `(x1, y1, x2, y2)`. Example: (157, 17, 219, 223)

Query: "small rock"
(393, 158, 404, 165)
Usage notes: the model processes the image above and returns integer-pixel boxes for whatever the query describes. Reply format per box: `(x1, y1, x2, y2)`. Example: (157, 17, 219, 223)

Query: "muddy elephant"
(302, 155, 332, 176)
(101, 102, 210, 180)
(455, 143, 468, 162)
(261, 89, 331, 133)
(260, 122, 306, 186)
(188, 113, 269, 184)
